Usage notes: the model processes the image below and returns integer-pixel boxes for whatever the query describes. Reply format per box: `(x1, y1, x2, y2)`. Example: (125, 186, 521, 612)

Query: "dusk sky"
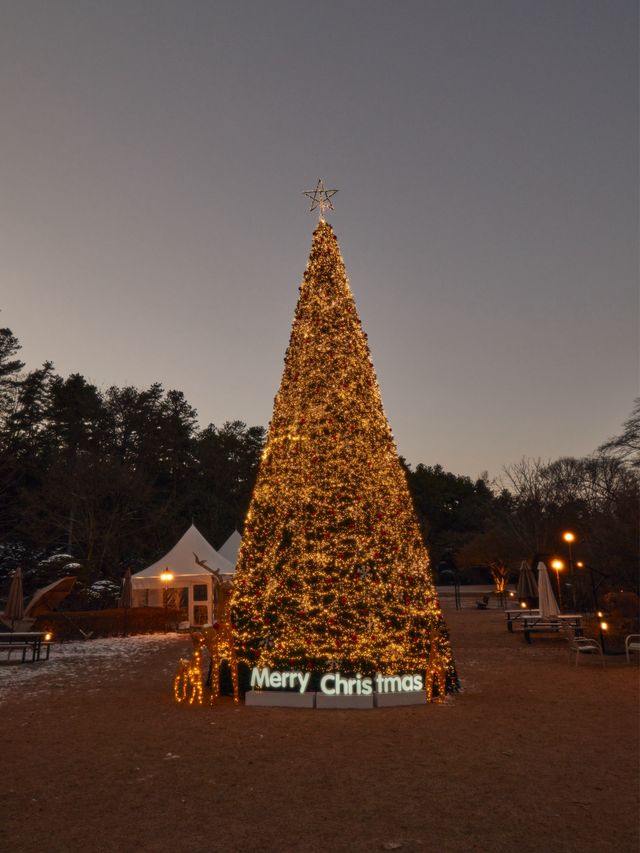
(2, 1, 637, 479)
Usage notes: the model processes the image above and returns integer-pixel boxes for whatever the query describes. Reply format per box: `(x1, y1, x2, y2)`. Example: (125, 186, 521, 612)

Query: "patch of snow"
(39, 554, 75, 565)
(0, 633, 185, 704)
(87, 579, 120, 599)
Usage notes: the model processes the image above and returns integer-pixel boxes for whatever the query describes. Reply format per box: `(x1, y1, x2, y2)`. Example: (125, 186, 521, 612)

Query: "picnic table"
(522, 614, 583, 644)
(505, 608, 540, 632)
(0, 631, 53, 663)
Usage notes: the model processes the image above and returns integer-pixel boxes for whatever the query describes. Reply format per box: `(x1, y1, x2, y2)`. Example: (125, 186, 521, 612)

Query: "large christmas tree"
(232, 217, 457, 694)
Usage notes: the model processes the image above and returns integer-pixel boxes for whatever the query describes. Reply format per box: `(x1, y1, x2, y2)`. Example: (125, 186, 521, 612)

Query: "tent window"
(193, 584, 208, 602)
(193, 605, 208, 625)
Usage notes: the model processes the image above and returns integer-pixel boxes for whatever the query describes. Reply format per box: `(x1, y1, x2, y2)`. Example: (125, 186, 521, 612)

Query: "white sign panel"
(250, 667, 424, 695)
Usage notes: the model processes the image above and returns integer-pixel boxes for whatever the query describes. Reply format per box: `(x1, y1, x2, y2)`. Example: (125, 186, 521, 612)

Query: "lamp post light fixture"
(160, 568, 174, 630)
(160, 568, 174, 588)
(562, 531, 575, 557)
(550, 559, 564, 608)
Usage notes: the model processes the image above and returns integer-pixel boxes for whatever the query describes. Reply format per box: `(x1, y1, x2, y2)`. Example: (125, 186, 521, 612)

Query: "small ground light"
(520, 601, 527, 609)
(600, 621, 609, 632)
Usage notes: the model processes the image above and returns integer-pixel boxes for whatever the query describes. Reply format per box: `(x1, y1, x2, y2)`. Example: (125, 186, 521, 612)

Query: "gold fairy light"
(174, 571, 240, 706)
(230, 218, 457, 698)
(174, 633, 206, 705)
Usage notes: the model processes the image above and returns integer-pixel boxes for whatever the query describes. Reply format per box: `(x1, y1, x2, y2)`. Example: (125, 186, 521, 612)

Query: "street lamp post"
(598, 617, 608, 654)
(160, 568, 174, 631)
(575, 561, 609, 652)
(575, 559, 590, 613)
(550, 559, 564, 609)
(563, 532, 576, 609)
(563, 531, 575, 563)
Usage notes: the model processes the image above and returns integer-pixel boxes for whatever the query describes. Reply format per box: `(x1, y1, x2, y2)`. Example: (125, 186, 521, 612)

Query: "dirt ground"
(1, 601, 638, 853)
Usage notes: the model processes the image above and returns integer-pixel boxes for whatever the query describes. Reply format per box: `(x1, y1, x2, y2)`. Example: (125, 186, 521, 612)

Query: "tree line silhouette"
(1, 326, 637, 602)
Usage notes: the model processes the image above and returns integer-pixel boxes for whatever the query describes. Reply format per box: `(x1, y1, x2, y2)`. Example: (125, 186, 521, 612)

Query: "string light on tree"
(231, 187, 458, 699)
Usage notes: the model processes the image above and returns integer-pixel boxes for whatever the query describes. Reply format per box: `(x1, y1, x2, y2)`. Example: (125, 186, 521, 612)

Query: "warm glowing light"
(509, 591, 515, 597)
(250, 666, 423, 695)
(174, 637, 205, 705)
(576, 561, 584, 568)
(173, 574, 240, 708)
(231, 219, 457, 700)
(520, 601, 527, 609)
(597, 611, 603, 618)
(562, 532, 576, 544)
(160, 569, 174, 583)
(600, 621, 608, 632)
(551, 559, 564, 571)
(44, 632, 52, 641)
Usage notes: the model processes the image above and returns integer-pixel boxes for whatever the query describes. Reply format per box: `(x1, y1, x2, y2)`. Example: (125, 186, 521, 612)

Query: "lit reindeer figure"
(174, 630, 206, 705)
(194, 553, 240, 705)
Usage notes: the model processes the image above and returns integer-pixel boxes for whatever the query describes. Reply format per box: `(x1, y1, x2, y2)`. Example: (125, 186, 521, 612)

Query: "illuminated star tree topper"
(303, 178, 338, 220)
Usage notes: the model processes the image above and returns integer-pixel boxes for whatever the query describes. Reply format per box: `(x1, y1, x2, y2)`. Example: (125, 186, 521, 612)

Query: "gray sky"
(2, 1, 637, 478)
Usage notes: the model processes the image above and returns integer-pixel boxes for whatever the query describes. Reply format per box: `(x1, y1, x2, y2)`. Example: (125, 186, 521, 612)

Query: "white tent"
(131, 524, 234, 626)
(218, 529, 242, 568)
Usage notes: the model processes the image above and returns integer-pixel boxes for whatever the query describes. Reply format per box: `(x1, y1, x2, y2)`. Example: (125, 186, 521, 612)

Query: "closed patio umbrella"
(537, 562, 560, 617)
(516, 561, 538, 604)
(4, 567, 25, 630)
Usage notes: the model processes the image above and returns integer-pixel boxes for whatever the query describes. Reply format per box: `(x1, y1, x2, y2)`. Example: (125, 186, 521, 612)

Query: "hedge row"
(34, 606, 187, 640)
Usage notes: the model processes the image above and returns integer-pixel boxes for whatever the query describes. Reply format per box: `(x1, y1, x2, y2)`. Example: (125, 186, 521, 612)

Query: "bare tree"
(599, 398, 640, 469)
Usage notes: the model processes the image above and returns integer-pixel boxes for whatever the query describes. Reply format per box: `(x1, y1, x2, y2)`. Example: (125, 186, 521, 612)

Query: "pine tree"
(233, 220, 457, 693)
